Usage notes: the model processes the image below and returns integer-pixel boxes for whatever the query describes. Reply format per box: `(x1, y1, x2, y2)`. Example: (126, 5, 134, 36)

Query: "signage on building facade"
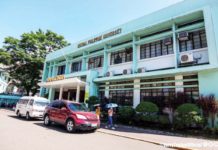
(78, 28, 122, 48)
(47, 75, 65, 82)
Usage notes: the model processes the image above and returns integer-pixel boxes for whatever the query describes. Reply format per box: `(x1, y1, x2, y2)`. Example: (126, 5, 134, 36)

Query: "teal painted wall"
(198, 70, 218, 99)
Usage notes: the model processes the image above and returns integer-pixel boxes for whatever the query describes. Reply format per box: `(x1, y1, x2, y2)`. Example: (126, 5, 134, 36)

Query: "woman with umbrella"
(105, 103, 118, 130)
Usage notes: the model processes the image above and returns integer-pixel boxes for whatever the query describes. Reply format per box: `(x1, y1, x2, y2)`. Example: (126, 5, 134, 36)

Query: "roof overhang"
(38, 77, 86, 89)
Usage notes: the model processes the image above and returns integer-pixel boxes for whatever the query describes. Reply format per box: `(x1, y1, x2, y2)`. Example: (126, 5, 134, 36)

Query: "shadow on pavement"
(8, 115, 43, 121)
(34, 122, 96, 134)
(100, 123, 184, 138)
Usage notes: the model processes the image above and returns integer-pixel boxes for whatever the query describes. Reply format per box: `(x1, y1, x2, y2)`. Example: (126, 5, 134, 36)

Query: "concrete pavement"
(99, 123, 218, 150)
(0, 109, 172, 150)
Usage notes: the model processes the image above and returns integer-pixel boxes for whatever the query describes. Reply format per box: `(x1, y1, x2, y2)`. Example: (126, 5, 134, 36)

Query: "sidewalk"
(98, 124, 218, 150)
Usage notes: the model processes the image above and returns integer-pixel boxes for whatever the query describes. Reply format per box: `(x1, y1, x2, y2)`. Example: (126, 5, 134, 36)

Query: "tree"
(0, 29, 70, 95)
(197, 95, 218, 128)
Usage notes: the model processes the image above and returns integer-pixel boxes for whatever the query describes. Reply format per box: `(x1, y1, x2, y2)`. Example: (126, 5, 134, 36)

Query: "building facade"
(0, 65, 9, 93)
(39, 0, 218, 108)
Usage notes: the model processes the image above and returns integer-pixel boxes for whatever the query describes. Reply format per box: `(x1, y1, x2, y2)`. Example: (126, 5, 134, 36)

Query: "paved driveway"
(0, 109, 173, 150)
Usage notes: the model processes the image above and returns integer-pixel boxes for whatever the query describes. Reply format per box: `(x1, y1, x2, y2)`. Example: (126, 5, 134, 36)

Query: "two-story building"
(0, 64, 9, 93)
(39, 0, 218, 108)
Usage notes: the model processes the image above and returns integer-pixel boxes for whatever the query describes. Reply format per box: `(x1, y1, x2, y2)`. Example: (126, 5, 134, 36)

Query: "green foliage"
(87, 96, 99, 109)
(176, 103, 200, 115)
(136, 102, 159, 114)
(174, 103, 204, 129)
(118, 106, 135, 124)
(0, 29, 70, 95)
(158, 115, 170, 125)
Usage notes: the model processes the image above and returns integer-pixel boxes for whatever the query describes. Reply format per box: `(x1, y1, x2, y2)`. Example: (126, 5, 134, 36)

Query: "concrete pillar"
(105, 82, 110, 98)
(175, 75, 184, 93)
(103, 45, 108, 76)
(132, 35, 138, 73)
(133, 79, 140, 108)
(67, 91, 70, 100)
(40, 62, 48, 97)
(59, 86, 63, 100)
(82, 51, 88, 71)
(65, 59, 70, 74)
(76, 84, 80, 102)
(172, 23, 178, 68)
(48, 88, 55, 101)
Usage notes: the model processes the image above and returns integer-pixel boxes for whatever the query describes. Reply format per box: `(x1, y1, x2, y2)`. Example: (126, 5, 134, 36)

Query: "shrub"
(174, 103, 204, 129)
(118, 106, 135, 124)
(136, 102, 159, 114)
(86, 96, 99, 109)
(158, 115, 170, 126)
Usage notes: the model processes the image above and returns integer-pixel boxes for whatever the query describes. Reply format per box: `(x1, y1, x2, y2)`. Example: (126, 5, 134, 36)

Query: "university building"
(39, 0, 218, 108)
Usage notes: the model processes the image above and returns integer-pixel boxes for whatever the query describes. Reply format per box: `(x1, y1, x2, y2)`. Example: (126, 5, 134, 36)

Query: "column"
(133, 79, 140, 108)
(40, 62, 48, 96)
(52, 63, 56, 77)
(175, 75, 184, 93)
(65, 58, 70, 74)
(82, 51, 88, 71)
(132, 34, 138, 73)
(76, 84, 80, 102)
(172, 23, 178, 68)
(103, 45, 108, 76)
(48, 88, 55, 101)
(59, 86, 63, 100)
(105, 82, 110, 98)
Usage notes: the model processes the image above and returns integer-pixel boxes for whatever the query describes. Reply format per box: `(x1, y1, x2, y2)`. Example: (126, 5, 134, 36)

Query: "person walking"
(95, 105, 101, 120)
(107, 107, 115, 130)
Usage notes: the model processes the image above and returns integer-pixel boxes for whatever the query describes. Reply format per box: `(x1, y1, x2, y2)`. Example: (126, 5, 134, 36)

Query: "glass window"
(71, 61, 82, 73)
(110, 48, 132, 65)
(68, 103, 88, 112)
(57, 65, 65, 75)
(179, 29, 207, 52)
(140, 37, 173, 59)
(88, 56, 103, 69)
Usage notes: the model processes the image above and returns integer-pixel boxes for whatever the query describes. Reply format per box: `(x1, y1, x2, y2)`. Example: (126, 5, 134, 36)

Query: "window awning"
(38, 77, 86, 89)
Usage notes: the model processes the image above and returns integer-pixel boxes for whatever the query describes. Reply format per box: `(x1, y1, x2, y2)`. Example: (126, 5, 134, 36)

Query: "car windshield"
(68, 103, 88, 112)
(34, 101, 49, 107)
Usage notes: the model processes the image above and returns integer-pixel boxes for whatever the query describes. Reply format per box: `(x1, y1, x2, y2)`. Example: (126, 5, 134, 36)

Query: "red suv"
(43, 100, 100, 133)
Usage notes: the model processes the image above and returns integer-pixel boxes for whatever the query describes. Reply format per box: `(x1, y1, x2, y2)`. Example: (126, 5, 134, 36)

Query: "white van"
(15, 96, 50, 120)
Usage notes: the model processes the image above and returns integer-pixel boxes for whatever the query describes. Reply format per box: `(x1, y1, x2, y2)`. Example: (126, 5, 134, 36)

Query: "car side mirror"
(61, 107, 67, 111)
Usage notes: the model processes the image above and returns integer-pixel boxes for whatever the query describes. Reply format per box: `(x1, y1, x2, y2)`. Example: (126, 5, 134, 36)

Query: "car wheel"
(26, 112, 30, 120)
(44, 115, 51, 126)
(16, 110, 21, 118)
(66, 119, 75, 133)
(91, 129, 97, 133)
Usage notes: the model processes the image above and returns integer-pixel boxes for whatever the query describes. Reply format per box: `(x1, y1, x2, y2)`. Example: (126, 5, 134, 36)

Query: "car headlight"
(76, 114, 87, 120)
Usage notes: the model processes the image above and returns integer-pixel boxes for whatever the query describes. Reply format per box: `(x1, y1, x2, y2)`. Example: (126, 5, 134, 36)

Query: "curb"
(97, 129, 198, 150)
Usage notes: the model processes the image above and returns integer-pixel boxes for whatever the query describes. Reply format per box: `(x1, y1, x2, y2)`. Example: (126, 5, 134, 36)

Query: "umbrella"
(106, 103, 118, 108)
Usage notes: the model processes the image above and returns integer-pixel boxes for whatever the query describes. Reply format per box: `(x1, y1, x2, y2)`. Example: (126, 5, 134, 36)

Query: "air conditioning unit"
(180, 52, 194, 63)
(163, 38, 172, 46)
(123, 69, 132, 75)
(138, 68, 146, 73)
(105, 71, 114, 77)
(178, 32, 189, 41)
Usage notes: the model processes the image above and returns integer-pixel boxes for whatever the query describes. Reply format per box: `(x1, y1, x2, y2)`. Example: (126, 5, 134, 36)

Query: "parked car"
(15, 96, 50, 120)
(43, 100, 100, 133)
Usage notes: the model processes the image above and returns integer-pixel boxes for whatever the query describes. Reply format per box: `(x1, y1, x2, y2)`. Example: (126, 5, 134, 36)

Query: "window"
(110, 48, 132, 65)
(29, 100, 34, 106)
(88, 56, 103, 69)
(51, 101, 60, 109)
(140, 77, 175, 105)
(183, 74, 199, 100)
(140, 38, 173, 59)
(179, 29, 207, 52)
(109, 90, 133, 106)
(71, 61, 82, 73)
(57, 65, 65, 75)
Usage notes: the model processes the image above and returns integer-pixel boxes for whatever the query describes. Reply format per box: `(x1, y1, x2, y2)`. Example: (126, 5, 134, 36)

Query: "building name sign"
(78, 28, 122, 48)
(47, 75, 65, 82)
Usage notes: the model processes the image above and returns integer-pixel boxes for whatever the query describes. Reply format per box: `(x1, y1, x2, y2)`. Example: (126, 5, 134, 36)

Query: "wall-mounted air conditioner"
(180, 52, 194, 63)
(138, 67, 146, 73)
(163, 37, 172, 46)
(178, 32, 189, 41)
(105, 71, 114, 77)
(123, 69, 132, 75)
